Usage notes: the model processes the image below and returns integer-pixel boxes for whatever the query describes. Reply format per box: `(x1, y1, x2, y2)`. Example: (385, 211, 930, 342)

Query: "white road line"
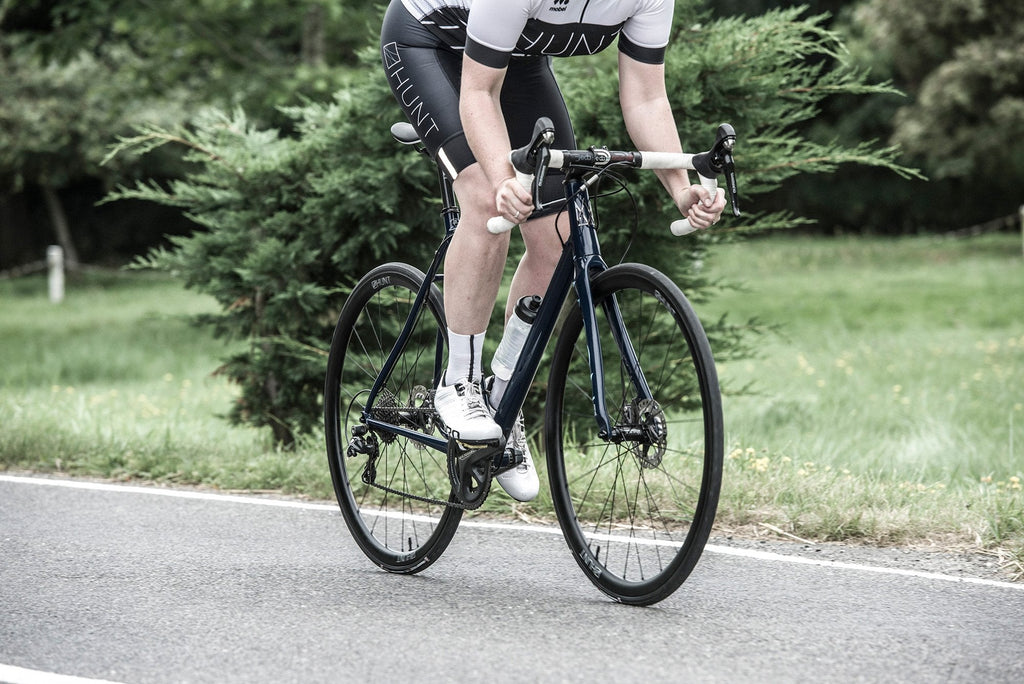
(0, 663, 126, 684)
(702, 544, 1023, 590)
(2, 474, 1022, 591)
(0, 474, 336, 512)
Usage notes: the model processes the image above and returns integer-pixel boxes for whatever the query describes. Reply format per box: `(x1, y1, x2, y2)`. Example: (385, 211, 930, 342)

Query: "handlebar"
(486, 119, 741, 235)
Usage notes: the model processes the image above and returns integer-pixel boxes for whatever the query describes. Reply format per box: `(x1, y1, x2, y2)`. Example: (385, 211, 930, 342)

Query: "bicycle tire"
(324, 262, 461, 574)
(545, 263, 723, 605)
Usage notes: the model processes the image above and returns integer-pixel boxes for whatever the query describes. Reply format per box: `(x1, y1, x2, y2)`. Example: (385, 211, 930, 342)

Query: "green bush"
(108, 3, 914, 444)
(109, 64, 439, 444)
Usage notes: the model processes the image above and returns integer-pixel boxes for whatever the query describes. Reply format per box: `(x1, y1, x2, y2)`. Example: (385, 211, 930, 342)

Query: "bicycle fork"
(492, 176, 656, 444)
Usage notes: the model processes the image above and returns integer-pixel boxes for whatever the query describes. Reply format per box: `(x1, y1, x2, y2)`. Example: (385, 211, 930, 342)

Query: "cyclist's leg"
(382, 3, 508, 340)
(446, 166, 511, 336)
(509, 214, 564, 320)
(382, 5, 505, 439)
(489, 58, 573, 499)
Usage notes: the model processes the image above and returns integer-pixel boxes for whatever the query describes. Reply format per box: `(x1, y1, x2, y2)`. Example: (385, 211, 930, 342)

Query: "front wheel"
(324, 262, 461, 574)
(546, 263, 723, 605)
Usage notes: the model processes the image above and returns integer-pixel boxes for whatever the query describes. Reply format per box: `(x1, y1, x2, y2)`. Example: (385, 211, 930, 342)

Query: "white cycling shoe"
(485, 378, 540, 502)
(494, 411, 540, 502)
(434, 377, 501, 443)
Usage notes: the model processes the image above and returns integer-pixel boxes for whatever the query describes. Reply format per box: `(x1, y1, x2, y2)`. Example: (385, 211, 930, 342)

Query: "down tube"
(492, 247, 574, 431)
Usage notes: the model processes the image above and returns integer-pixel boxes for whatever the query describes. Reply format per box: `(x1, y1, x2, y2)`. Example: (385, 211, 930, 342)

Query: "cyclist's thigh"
(501, 57, 575, 215)
(381, 5, 575, 207)
(381, 2, 470, 176)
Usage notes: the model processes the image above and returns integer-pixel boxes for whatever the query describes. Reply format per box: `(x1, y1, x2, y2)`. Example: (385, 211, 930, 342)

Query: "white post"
(1019, 204, 1023, 259)
(47, 245, 65, 304)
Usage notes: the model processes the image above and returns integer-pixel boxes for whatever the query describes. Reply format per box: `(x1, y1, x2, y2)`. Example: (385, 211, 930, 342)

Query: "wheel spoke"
(546, 264, 722, 604)
(325, 264, 460, 574)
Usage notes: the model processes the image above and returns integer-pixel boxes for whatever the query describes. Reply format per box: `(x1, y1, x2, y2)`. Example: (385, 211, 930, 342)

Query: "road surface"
(2, 475, 1022, 683)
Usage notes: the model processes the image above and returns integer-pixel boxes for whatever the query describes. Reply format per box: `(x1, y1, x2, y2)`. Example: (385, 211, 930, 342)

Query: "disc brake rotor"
(624, 398, 667, 468)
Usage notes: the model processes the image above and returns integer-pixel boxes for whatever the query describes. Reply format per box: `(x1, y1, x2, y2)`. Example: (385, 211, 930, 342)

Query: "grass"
(695, 232, 1024, 568)
(1, 233, 1022, 574)
(0, 271, 334, 499)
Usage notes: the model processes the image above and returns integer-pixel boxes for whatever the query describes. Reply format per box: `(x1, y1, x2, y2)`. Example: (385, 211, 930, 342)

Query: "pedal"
(453, 436, 504, 450)
(493, 446, 524, 475)
(444, 426, 504, 451)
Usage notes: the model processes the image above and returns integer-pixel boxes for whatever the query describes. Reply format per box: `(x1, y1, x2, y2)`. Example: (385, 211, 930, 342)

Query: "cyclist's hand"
(496, 176, 534, 225)
(678, 185, 726, 231)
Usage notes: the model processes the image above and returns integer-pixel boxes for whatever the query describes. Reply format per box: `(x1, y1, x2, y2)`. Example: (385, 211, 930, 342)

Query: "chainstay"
(358, 421, 476, 510)
(357, 395, 486, 510)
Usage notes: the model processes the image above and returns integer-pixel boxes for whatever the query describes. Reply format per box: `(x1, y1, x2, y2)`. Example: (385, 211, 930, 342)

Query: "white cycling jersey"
(399, 0, 673, 67)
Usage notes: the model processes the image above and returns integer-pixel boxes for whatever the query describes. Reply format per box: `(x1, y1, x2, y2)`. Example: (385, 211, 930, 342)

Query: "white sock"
(444, 328, 485, 385)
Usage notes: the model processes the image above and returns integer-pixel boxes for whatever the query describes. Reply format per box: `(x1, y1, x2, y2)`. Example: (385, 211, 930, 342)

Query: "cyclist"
(380, 0, 726, 502)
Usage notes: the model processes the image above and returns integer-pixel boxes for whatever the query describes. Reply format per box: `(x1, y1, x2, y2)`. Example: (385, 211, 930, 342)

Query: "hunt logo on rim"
(579, 546, 603, 578)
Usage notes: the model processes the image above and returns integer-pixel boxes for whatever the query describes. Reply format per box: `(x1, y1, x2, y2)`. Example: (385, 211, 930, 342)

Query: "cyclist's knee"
(452, 164, 498, 219)
(521, 215, 564, 260)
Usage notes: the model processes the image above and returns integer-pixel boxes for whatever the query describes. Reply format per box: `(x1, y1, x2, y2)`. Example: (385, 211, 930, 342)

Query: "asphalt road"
(2, 474, 1023, 683)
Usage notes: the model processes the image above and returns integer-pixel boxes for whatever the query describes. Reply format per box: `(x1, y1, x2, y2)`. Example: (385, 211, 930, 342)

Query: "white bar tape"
(670, 187, 725, 237)
(638, 152, 695, 170)
(487, 168, 534, 234)
(670, 218, 697, 236)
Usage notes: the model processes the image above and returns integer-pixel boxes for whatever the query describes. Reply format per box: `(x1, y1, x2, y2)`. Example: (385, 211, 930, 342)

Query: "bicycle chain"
(357, 436, 493, 511)
(361, 475, 473, 510)
(353, 391, 479, 510)
(360, 439, 493, 511)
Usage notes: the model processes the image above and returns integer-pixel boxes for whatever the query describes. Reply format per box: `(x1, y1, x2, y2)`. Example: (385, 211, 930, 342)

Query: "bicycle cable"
(541, 162, 640, 258)
(589, 164, 640, 264)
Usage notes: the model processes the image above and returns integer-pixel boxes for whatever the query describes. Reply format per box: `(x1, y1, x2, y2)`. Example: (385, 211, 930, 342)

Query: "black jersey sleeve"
(619, 0, 673, 65)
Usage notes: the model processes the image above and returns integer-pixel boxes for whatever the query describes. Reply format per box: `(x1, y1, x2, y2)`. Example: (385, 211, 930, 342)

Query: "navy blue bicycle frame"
(360, 163, 457, 453)
(362, 169, 653, 452)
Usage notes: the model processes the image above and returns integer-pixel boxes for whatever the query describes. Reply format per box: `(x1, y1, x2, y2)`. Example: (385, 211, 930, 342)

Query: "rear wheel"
(324, 263, 460, 574)
(546, 263, 723, 605)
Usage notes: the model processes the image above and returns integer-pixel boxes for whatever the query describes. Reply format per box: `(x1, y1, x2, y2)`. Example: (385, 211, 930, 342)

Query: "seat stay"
(363, 164, 458, 423)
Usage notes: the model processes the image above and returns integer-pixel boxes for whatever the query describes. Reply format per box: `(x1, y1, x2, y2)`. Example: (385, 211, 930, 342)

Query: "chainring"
(446, 440, 499, 510)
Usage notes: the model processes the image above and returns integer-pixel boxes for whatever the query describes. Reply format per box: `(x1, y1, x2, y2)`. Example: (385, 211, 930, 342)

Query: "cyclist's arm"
(459, 56, 534, 223)
(618, 53, 724, 229)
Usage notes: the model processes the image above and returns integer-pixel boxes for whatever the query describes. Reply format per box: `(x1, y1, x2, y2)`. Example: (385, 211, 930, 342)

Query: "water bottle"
(489, 295, 542, 407)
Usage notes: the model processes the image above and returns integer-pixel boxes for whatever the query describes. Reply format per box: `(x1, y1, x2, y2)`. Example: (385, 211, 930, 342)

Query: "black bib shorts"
(380, 1, 576, 214)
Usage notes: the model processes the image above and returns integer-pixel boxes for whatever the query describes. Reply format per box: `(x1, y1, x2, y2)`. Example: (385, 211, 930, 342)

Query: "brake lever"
(510, 118, 555, 212)
(708, 124, 741, 218)
(488, 118, 555, 233)
(670, 123, 741, 236)
(712, 124, 741, 218)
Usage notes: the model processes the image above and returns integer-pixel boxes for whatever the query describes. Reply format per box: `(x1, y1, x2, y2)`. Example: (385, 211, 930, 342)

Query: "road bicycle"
(325, 117, 739, 605)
